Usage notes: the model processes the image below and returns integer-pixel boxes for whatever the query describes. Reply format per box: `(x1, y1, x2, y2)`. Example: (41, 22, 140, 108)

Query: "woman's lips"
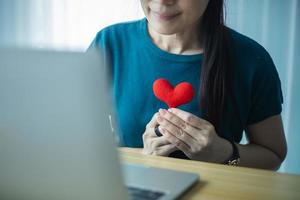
(151, 10, 181, 21)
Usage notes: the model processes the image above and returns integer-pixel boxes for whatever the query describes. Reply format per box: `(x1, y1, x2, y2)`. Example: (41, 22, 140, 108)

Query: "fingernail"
(159, 109, 166, 116)
(168, 108, 174, 113)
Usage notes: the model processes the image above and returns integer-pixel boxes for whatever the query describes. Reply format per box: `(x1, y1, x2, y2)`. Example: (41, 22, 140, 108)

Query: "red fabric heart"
(153, 78, 195, 108)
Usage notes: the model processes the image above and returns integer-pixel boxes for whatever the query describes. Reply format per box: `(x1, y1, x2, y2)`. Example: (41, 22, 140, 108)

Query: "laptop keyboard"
(127, 186, 166, 200)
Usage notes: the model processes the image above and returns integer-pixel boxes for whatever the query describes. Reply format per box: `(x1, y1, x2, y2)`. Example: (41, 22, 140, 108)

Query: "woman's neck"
(148, 22, 203, 55)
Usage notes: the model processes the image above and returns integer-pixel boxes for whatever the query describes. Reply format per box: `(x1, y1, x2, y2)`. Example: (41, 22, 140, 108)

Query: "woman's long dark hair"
(200, 0, 232, 132)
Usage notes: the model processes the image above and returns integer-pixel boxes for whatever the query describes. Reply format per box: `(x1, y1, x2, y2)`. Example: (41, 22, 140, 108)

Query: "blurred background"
(0, 0, 299, 174)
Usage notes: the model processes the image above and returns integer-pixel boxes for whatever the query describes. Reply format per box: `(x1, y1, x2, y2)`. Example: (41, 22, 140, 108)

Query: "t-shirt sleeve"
(88, 31, 105, 51)
(247, 52, 284, 125)
(87, 29, 113, 57)
(88, 34, 97, 50)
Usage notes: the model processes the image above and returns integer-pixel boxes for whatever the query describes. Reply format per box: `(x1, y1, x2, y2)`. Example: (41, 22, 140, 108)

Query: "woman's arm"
(238, 114, 287, 170)
(155, 108, 287, 170)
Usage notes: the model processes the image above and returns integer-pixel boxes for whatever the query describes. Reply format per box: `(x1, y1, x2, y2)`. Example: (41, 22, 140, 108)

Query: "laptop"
(0, 48, 199, 200)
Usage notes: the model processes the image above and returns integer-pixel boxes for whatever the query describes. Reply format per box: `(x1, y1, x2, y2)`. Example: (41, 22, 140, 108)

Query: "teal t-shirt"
(90, 18, 283, 147)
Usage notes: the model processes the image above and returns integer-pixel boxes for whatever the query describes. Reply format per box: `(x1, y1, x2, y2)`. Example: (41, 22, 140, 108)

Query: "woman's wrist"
(211, 137, 234, 164)
(192, 137, 233, 163)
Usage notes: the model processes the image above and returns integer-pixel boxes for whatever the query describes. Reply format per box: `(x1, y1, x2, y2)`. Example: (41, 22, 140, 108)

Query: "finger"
(168, 108, 211, 129)
(145, 127, 158, 138)
(158, 109, 186, 130)
(157, 116, 198, 148)
(182, 123, 208, 144)
(146, 112, 159, 129)
(150, 137, 172, 149)
(143, 132, 171, 148)
(145, 125, 164, 138)
(158, 109, 205, 141)
(143, 137, 172, 154)
(152, 144, 177, 156)
(158, 126, 191, 156)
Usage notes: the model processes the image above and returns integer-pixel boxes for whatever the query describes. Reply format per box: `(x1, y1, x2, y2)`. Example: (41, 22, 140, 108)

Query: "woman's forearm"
(237, 143, 283, 170)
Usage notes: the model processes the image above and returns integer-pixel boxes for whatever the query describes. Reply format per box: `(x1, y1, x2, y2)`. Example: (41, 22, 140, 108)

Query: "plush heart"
(153, 78, 195, 108)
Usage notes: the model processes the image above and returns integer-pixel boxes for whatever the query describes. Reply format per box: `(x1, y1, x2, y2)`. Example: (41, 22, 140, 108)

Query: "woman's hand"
(142, 113, 177, 156)
(156, 108, 233, 163)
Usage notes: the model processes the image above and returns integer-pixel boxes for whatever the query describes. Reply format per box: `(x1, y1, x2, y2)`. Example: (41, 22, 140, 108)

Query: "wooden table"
(119, 148, 300, 200)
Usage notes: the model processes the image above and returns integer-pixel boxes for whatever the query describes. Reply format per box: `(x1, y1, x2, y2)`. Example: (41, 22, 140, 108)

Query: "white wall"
(0, 0, 144, 50)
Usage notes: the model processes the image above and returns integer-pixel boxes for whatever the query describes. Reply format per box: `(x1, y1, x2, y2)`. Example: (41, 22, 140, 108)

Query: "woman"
(90, 0, 287, 170)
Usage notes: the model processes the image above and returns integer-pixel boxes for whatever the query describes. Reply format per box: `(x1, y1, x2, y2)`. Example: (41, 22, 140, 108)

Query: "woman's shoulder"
(227, 28, 272, 62)
(227, 27, 276, 76)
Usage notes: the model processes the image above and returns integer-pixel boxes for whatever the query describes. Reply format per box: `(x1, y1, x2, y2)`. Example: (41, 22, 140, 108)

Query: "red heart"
(153, 78, 195, 108)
